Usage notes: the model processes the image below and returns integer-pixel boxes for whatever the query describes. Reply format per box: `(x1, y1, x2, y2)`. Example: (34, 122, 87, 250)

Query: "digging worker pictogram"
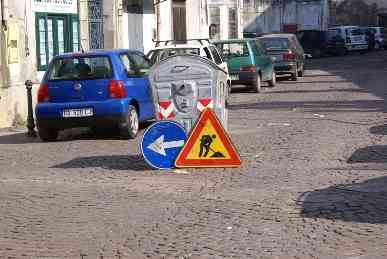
(199, 134, 225, 158)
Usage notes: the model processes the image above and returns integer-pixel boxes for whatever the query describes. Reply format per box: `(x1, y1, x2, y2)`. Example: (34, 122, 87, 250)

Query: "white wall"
(158, 0, 173, 41)
(143, 13, 155, 53)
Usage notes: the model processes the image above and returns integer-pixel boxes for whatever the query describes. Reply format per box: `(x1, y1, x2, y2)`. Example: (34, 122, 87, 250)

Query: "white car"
(147, 39, 231, 91)
(328, 26, 368, 52)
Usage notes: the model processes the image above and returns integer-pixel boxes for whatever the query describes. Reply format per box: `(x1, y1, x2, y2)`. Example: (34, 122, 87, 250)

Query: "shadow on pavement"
(370, 124, 387, 135)
(0, 133, 41, 144)
(228, 99, 384, 113)
(298, 176, 387, 224)
(53, 155, 153, 171)
(347, 145, 387, 164)
(266, 88, 367, 95)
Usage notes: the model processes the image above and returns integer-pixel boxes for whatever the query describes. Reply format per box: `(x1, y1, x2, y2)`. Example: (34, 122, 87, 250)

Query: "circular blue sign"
(140, 120, 187, 170)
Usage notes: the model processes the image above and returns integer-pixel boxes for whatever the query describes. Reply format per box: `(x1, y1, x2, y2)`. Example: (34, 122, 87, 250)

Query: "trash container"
(148, 54, 228, 133)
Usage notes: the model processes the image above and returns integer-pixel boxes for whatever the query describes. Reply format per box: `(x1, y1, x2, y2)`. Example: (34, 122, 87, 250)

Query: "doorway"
(172, 0, 186, 41)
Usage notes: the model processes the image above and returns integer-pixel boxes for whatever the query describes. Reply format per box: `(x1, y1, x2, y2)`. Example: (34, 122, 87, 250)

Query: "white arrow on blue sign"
(140, 120, 187, 170)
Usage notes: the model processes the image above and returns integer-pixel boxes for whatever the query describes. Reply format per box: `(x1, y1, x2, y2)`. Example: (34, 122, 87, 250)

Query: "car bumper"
(229, 71, 257, 85)
(346, 44, 368, 51)
(274, 62, 297, 75)
(35, 99, 129, 129)
(36, 114, 126, 129)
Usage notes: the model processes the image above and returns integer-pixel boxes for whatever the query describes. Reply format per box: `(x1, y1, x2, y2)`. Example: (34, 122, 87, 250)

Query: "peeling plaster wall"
(0, 0, 41, 128)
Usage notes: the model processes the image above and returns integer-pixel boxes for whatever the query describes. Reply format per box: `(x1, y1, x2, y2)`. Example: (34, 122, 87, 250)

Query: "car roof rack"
(152, 38, 211, 47)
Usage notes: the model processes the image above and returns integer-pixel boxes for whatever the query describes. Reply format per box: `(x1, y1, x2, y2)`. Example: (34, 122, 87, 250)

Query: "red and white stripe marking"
(158, 101, 175, 119)
(197, 99, 214, 112)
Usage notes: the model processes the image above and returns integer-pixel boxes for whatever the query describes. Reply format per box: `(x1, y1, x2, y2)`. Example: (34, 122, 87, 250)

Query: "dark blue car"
(35, 49, 155, 141)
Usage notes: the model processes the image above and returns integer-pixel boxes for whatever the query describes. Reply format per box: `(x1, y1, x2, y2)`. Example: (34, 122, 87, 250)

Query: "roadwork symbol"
(175, 109, 241, 168)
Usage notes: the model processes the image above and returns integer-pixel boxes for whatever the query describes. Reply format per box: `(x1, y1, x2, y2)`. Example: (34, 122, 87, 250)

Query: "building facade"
(208, 0, 244, 40)
(0, 0, 82, 127)
(155, 0, 210, 42)
(0, 0, 156, 128)
(244, 0, 330, 35)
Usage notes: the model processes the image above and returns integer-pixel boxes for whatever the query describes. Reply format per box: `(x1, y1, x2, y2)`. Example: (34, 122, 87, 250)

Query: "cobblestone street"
(0, 51, 386, 259)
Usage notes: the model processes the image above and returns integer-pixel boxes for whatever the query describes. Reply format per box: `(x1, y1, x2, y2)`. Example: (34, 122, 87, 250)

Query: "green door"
(251, 40, 273, 81)
(36, 13, 79, 71)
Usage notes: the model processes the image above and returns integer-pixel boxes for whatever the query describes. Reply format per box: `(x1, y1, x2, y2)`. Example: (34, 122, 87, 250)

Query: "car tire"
(291, 66, 298, 81)
(267, 72, 276, 87)
(252, 75, 262, 93)
(120, 105, 139, 139)
(338, 47, 347, 56)
(298, 65, 304, 77)
(38, 127, 59, 142)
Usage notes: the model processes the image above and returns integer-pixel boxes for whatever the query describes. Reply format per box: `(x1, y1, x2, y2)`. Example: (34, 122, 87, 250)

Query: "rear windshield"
(214, 42, 249, 58)
(260, 38, 289, 50)
(47, 56, 112, 81)
(327, 29, 341, 39)
(148, 48, 200, 64)
(348, 28, 364, 36)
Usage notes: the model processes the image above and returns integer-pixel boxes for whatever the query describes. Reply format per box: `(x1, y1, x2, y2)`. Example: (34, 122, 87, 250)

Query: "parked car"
(328, 26, 368, 53)
(296, 30, 346, 58)
(35, 49, 155, 141)
(213, 38, 276, 92)
(259, 34, 305, 81)
(147, 39, 231, 91)
(363, 27, 387, 50)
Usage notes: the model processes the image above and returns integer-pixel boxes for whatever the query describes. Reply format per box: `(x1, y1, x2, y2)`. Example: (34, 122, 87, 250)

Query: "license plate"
(62, 108, 93, 118)
(230, 74, 239, 81)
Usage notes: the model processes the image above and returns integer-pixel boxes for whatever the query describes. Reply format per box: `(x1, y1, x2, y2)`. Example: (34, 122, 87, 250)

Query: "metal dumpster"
(148, 54, 228, 133)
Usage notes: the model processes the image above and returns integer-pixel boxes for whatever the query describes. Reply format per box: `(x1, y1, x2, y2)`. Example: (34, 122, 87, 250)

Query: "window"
(120, 53, 151, 76)
(209, 46, 223, 65)
(254, 40, 267, 56)
(47, 56, 112, 81)
(147, 48, 200, 65)
(260, 38, 289, 50)
(36, 13, 79, 71)
(203, 47, 213, 60)
(215, 42, 250, 58)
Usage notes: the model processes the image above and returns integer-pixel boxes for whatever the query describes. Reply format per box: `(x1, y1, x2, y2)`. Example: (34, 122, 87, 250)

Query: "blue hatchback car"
(35, 49, 155, 141)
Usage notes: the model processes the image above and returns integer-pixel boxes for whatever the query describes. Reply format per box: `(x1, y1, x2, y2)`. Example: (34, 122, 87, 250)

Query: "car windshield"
(47, 56, 112, 81)
(349, 29, 364, 36)
(214, 42, 249, 58)
(260, 38, 289, 50)
(328, 29, 341, 39)
(148, 48, 200, 64)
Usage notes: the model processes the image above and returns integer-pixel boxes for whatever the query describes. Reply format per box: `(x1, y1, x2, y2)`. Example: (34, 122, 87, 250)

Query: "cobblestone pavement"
(0, 51, 386, 259)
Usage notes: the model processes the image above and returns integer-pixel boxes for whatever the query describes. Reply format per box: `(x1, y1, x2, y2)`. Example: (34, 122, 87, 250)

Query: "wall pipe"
(1, 0, 8, 29)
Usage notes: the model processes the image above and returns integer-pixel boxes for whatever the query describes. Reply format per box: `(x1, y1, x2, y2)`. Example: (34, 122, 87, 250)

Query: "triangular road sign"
(175, 109, 241, 168)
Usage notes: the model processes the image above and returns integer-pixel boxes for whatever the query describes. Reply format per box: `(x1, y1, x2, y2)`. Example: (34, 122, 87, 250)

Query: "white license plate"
(62, 108, 93, 118)
(230, 74, 239, 80)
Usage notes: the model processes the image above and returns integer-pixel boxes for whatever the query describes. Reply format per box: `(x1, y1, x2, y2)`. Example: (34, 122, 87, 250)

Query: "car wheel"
(268, 72, 276, 87)
(290, 66, 298, 81)
(338, 47, 347, 56)
(252, 75, 262, 93)
(120, 105, 139, 139)
(298, 65, 304, 77)
(38, 127, 59, 142)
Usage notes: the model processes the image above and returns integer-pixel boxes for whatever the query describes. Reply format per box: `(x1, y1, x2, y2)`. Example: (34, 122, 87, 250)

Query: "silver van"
(328, 26, 368, 52)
